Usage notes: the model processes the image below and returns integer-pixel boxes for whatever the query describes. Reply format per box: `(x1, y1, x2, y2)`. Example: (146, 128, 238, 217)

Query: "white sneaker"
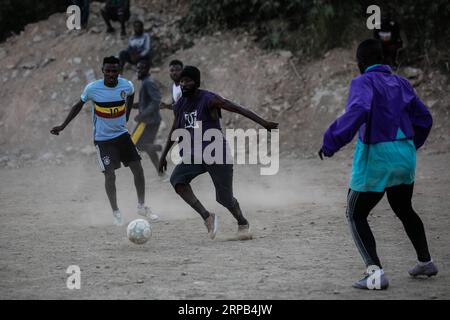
(137, 205, 159, 221)
(112, 209, 124, 226)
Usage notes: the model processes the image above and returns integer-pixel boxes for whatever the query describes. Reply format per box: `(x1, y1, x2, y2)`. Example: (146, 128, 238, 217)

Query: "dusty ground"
(0, 150, 448, 300)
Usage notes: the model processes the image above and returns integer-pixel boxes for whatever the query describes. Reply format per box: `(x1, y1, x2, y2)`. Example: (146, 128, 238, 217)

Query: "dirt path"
(0, 152, 449, 299)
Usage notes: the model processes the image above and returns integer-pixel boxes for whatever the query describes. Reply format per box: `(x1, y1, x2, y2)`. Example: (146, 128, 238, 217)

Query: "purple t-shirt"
(173, 89, 228, 163)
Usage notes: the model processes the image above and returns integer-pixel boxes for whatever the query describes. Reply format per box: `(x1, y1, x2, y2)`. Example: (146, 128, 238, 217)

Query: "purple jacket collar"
(365, 64, 392, 74)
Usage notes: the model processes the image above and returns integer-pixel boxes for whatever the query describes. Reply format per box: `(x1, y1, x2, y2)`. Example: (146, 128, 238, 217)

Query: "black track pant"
(346, 183, 431, 268)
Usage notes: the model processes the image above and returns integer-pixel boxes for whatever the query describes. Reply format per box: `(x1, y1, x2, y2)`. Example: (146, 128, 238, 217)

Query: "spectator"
(119, 20, 151, 71)
(374, 15, 403, 69)
(100, 0, 130, 37)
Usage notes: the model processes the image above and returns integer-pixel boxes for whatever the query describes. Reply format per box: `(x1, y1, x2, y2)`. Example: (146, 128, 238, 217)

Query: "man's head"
(180, 66, 200, 97)
(356, 39, 384, 74)
(169, 59, 183, 84)
(137, 60, 151, 80)
(102, 56, 121, 86)
(133, 20, 144, 36)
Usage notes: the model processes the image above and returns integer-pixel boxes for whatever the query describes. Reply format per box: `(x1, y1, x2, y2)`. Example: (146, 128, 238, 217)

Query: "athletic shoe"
(237, 223, 252, 240)
(112, 209, 123, 226)
(352, 270, 389, 290)
(137, 205, 159, 221)
(408, 261, 438, 277)
(204, 213, 218, 239)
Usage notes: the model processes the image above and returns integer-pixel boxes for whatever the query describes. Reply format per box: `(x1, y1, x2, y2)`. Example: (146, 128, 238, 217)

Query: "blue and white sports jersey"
(81, 78, 134, 141)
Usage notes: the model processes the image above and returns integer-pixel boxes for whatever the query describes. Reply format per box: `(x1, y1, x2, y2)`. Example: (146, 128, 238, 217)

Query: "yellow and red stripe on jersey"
(94, 100, 126, 118)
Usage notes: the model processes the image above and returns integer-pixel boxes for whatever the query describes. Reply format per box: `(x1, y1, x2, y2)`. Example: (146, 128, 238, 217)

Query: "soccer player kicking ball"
(51, 56, 155, 226)
(319, 39, 438, 290)
(158, 66, 278, 239)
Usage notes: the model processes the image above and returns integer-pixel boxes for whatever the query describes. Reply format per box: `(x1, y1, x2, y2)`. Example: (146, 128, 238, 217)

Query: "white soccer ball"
(127, 219, 152, 244)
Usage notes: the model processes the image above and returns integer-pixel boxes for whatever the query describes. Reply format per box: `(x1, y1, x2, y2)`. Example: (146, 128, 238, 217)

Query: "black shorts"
(131, 122, 160, 150)
(94, 133, 141, 172)
(170, 163, 236, 208)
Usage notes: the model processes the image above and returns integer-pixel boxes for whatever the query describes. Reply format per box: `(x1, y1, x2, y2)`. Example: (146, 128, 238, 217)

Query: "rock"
(80, 145, 96, 155)
(73, 57, 82, 64)
(39, 152, 54, 161)
(40, 57, 56, 68)
(57, 72, 68, 83)
(279, 50, 293, 60)
(0, 156, 9, 164)
(84, 69, 96, 82)
(65, 146, 75, 154)
(20, 154, 32, 161)
(32, 35, 43, 42)
(23, 70, 32, 78)
(11, 70, 18, 78)
(21, 62, 37, 69)
(51, 92, 58, 100)
(89, 27, 101, 34)
(68, 70, 78, 79)
(0, 48, 7, 60)
(7, 64, 16, 70)
(71, 76, 80, 83)
(7, 160, 18, 168)
(402, 67, 422, 79)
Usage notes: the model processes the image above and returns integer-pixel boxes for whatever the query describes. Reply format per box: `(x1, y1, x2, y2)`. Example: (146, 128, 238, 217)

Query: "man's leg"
(346, 189, 385, 268)
(139, 123, 161, 172)
(104, 169, 118, 211)
(207, 164, 248, 226)
(174, 183, 210, 220)
(386, 184, 432, 263)
(128, 160, 145, 205)
(118, 8, 129, 36)
(100, 7, 114, 33)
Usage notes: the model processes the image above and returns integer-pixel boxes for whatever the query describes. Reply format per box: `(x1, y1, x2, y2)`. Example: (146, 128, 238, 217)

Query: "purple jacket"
(322, 65, 432, 156)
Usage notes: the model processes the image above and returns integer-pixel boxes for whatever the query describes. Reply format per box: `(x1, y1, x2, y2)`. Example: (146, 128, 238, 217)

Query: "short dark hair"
(356, 39, 383, 65)
(169, 59, 183, 68)
(103, 56, 120, 66)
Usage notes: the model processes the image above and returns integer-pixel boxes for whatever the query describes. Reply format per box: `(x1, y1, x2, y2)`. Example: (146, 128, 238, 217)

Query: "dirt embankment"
(0, 2, 449, 168)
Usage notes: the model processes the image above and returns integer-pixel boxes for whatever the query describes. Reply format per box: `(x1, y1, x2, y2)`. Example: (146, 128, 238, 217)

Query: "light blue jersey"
(81, 78, 134, 141)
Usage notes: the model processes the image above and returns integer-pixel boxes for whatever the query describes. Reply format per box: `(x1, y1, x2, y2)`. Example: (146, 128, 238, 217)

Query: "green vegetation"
(181, 0, 450, 65)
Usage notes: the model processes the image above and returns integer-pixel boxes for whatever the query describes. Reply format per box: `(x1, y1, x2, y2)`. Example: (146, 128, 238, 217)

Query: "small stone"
(136, 279, 144, 284)
(32, 35, 43, 42)
(73, 57, 82, 64)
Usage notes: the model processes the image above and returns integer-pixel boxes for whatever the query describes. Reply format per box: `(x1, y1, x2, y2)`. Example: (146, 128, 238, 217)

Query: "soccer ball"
(127, 219, 152, 244)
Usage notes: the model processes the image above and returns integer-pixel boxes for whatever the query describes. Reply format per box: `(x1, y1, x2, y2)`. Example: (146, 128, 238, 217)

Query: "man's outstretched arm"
(50, 100, 85, 135)
(208, 95, 278, 131)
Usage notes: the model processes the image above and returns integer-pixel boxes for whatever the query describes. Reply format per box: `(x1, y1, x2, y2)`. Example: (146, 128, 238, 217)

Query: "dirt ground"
(0, 150, 448, 300)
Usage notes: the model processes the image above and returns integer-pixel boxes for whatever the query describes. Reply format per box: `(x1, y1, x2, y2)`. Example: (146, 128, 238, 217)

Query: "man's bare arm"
(50, 99, 85, 135)
(208, 96, 278, 131)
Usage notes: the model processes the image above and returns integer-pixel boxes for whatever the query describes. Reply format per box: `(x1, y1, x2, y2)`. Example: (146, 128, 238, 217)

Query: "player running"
(50, 56, 155, 226)
(158, 66, 278, 240)
(319, 39, 437, 290)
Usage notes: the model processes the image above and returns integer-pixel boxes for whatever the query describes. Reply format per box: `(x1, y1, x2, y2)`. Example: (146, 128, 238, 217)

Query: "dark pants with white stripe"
(346, 183, 431, 269)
